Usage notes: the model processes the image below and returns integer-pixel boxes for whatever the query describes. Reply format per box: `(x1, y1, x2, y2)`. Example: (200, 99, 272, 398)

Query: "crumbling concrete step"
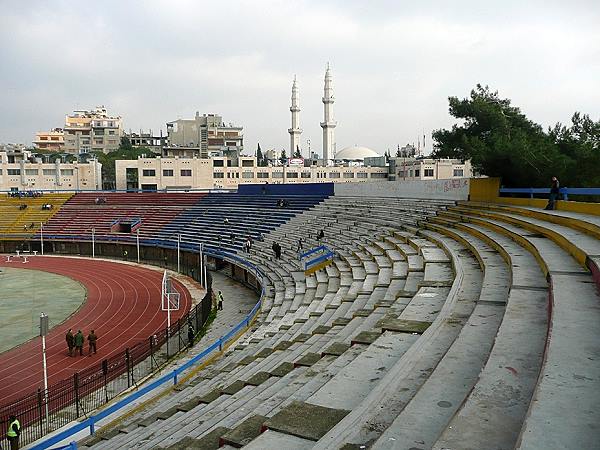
(264, 400, 350, 441)
(219, 414, 268, 448)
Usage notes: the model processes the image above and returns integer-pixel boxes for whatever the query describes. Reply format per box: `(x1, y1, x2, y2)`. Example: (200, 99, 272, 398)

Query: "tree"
(280, 149, 287, 165)
(93, 143, 158, 190)
(431, 84, 572, 187)
(293, 146, 302, 158)
(256, 143, 263, 166)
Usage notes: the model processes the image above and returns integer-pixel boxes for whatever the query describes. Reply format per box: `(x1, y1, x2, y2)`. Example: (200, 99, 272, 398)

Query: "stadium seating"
(76, 195, 600, 450)
(0, 193, 71, 237)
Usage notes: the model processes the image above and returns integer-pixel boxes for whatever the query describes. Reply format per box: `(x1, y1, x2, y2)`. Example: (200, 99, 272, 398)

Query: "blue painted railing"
(29, 246, 265, 450)
(499, 187, 600, 200)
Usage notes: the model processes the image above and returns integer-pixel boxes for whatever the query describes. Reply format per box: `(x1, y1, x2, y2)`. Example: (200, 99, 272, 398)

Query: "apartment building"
(33, 128, 65, 152)
(63, 106, 123, 154)
(165, 113, 243, 158)
(115, 156, 389, 191)
(0, 150, 102, 191)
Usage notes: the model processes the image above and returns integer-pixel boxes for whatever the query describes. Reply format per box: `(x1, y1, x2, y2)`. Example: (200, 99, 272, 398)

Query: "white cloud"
(0, 0, 598, 155)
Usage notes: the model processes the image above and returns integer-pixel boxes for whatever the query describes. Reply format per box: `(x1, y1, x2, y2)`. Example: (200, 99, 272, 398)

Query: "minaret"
(288, 76, 302, 156)
(320, 63, 337, 162)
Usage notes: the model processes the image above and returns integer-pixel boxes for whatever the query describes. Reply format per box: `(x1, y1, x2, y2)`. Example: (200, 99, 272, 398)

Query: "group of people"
(41, 203, 53, 211)
(8, 190, 43, 198)
(276, 198, 290, 208)
(94, 196, 108, 205)
(65, 329, 98, 357)
(22, 222, 35, 231)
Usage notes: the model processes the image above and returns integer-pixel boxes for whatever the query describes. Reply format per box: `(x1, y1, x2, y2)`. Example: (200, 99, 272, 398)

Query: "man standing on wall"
(545, 176, 560, 210)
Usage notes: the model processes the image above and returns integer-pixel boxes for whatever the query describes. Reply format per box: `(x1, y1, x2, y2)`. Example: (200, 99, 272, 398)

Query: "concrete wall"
(334, 178, 471, 200)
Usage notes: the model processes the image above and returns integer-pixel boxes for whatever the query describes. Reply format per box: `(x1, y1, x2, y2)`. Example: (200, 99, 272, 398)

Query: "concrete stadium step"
(311, 228, 482, 448)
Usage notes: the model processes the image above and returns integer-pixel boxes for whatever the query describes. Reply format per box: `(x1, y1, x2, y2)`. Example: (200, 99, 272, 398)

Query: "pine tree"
(256, 143, 263, 166)
(293, 145, 302, 158)
(280, 149, 287, 164)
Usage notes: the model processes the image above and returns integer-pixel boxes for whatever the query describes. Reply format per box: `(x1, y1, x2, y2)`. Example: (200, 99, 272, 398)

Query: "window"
(213, 172, 224, 178)
(343, 172, 354, 178)
(94, 129, 104, 135)
(51, 137, 59, 141)
(61, 169, 74, 176)
(257, 172, 269, 179)
(163, 169, 174, 176)
(272, 172, 283, 178)
(453, 168, 464, 177)
(415, 169, 420, 177)
(424, 169, 434, 177)
(301, 172, 311, 178)
(241, 160, 254, 167)
(242, 172, 254, 179)
(357, 172, 368, 178)
(287, 172, 298, 178)
(25, 169, 39, 175)
(142, 169, 156, 176)
(108, 130, 115, 135)
(43, 168, 56, 175)
(94, 139, 103, 145)
(329, 172, 341, 179)
(40, 136, 48, 140)
(213, 160, 224, 167)
(181, 169, 192, 176)
(370, 172, 388, 179)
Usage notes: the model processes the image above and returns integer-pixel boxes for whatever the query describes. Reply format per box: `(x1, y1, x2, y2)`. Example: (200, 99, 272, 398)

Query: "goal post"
(161, 270, 180, 328)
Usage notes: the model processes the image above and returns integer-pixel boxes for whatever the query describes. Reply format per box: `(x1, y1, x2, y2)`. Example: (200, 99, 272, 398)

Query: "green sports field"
(0, 267, 86, 353)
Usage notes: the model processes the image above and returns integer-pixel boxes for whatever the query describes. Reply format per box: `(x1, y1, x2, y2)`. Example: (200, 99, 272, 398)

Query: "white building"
(392, 157, 472, 181)
(115, 156, 389, 191)
(0, 150, 102, 191)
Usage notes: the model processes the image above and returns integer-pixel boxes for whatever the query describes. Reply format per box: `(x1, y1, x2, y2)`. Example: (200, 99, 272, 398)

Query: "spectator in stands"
(217, 291, 224, 310)
(188, 325, 195, 348)
(277, 199, 284, 208)
(545, 176, 560, 210)
(317, 229, 325, 242)
(274, 242, 282, 259)
(29, 222, 35, 230)
(95, 197, 101, 205)
(66, 329, 74, 356)
(244, 238, 251, 253)
(19, 203, 27, 210)
(6, 414, 20, 450)
(223, 218, 229, 225)
(123, 250, 128, 261)
(297, 238, 303, 252)
(272, 241, 278, 257)
(230, 233, 235, 246)
(74, 330, 84, 356)
(87, 330, 98, 356)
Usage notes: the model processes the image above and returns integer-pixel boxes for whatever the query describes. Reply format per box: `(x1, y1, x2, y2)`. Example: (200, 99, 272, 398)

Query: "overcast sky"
(1, 0, 599, 156)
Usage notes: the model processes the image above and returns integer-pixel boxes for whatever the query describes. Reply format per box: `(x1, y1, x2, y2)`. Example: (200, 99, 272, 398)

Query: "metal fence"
(0, 288, 213, 448)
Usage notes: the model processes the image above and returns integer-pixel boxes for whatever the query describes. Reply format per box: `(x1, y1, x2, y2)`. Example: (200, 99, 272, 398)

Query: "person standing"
(297, 238, 303, 252)
(545, 176, 560, 210)
(66, 329, 74, 356)
(87, 330, 98, 356)
(317, 229, 325, 242)
(7, 414, 20, 450)
(74, 330, 84, 356)
(188, 325, 195, 348)
(217, 290, 224, 311)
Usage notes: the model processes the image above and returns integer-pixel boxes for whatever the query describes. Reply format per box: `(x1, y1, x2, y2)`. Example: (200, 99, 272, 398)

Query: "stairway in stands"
(80, 197, 600, 450)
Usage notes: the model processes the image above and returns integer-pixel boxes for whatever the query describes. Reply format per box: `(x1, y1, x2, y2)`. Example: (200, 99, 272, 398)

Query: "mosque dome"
(334, 146, 380, 161)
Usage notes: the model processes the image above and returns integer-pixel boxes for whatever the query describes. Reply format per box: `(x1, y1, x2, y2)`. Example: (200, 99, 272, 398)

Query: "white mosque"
(288, 64, 380, 165)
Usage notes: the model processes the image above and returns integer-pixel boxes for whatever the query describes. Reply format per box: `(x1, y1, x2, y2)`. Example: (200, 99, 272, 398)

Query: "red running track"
(0, 256, 191, 407)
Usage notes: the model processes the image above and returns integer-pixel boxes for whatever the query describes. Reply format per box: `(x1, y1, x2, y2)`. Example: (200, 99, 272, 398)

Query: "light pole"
(136, 229, 140, 263)
(199, 242, 207, 288)
(40, 222, 44, 255)
(40, 313, 50, 426)
(177, 234, 181, 273)
(92, 228, 95, 258)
